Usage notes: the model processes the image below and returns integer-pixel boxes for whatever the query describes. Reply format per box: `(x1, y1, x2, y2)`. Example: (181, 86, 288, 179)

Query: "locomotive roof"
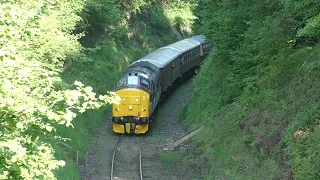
(133, 35, 205, 68)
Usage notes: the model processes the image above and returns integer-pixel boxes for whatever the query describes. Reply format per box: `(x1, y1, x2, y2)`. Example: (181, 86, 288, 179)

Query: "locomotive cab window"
(140, 77, 151, 90)
(150, 80, 156, 100)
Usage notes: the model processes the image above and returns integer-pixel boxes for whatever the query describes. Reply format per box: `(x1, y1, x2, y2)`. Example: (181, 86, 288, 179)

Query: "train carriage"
(112, 35, 211, 134)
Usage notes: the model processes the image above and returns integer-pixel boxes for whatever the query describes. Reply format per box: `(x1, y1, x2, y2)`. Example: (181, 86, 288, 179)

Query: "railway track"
(111, 135, 144, 180)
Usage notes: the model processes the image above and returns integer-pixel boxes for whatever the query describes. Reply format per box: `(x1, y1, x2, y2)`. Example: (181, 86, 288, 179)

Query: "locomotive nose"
(112, 89, 149, 117)
(112, 88, 150, 134)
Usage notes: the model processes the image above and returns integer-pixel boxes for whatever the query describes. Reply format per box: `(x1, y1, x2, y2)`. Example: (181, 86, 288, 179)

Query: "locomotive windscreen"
(127, 76, 138, 85)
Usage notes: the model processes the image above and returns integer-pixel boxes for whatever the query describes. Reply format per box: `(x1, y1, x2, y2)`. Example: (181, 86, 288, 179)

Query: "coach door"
(171, 58, 181, 83)
(165, 66, 172, 90)
(181, 54, 187, 74)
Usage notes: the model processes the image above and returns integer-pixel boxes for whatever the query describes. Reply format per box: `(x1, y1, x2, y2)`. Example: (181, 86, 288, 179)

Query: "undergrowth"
(178, 1, 320, 179)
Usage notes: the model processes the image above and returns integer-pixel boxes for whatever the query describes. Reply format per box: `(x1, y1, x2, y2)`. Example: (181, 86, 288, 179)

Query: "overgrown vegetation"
(0, 1, 120, 179)
(0, 0, 197, 179)
(179, 0, 320, 179)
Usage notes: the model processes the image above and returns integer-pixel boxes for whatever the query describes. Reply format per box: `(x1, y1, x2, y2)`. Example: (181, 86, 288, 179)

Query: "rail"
(139, 139, 143, 180)
(110, 135, 120, 180)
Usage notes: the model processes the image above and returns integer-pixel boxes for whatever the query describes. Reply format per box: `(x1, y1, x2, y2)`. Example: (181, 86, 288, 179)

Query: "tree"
(0, 0, 119, 179)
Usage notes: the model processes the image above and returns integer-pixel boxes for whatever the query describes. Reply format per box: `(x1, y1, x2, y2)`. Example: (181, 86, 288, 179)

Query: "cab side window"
(150, 80, 155, 101)
(140, 78, 150, 89)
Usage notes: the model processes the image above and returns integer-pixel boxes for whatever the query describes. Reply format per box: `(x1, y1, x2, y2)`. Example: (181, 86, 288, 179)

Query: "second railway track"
(111, 135, 144, 180)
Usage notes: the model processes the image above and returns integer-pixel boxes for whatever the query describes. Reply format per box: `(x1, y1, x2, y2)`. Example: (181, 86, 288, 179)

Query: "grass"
(160, 151, 181, 164)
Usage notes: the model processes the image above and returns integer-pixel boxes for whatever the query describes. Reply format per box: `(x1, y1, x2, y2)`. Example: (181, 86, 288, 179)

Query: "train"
(112, 35, 211, 134)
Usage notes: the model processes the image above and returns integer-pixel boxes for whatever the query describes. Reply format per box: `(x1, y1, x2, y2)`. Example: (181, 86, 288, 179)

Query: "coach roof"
(190, 35, 206, 44)
(133, 36, 202, 68)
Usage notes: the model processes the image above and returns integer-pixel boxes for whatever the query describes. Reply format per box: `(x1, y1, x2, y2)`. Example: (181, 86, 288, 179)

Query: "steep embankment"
(177, 1, 320, 179)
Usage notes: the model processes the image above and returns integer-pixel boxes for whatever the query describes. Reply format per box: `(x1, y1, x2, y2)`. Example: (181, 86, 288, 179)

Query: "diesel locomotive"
(112, 35, 211, 134)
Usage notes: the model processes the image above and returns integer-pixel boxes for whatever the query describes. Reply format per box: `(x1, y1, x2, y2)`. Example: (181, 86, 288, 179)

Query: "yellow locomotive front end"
(112, 77, 152, 134)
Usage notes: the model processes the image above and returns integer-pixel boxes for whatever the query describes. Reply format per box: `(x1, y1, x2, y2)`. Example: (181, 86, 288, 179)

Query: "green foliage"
(297, 14, 320, 37)
(119, 0, 153, 13)
(163, 1, 198, 35)
(180, 0, 320, 179)
(0, 0, 120, 179)
(79, 0, 127, 45)
(142, 3, 171, 33)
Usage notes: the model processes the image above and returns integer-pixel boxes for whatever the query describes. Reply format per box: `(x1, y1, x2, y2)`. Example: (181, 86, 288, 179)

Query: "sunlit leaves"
(163, 1, 197, 34)
(0, 0, 120, 179)
(297, 14, 320, 37)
